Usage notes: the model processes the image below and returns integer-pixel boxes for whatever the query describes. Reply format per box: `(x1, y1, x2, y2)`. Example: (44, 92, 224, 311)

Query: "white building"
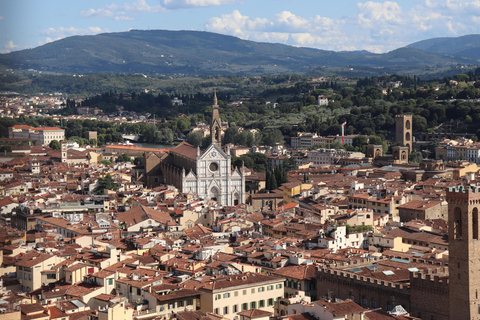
(9, 124, 65, 146)
(318, 95, 329, 106)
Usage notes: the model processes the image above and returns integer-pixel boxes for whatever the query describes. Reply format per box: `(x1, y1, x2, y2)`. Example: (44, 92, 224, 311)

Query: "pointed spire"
(213, 89, 218, 106)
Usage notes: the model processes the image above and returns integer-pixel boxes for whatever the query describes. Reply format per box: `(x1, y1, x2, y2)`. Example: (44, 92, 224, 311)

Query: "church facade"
(150, 93, 245, 206)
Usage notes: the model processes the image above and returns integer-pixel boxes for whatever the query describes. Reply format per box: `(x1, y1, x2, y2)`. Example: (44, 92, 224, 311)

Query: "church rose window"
(210, 162, 218, 172)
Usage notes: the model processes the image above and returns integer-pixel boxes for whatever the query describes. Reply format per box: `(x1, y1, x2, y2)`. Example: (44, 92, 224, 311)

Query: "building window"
(214, 308, 219, 314)
(224, 306, 228, 314)
(258, 287, 265, 292)
(268, 298, 274, 306)
(454, 207, 463, 239)
(276, 284, 282, 289)
(267, 285, 273, 291)
(250, 302, 256, 309)
(259, 300, 265, 308)
(108, 279, 113, 285)
(233, 305, 238, 313)
(223, 293, 230, 298)
(178, 301, 184, 308)
(242, 303, 248, 311)
(234, 291, 238, 297)
(243, 290, 247, 295)
(251, 288, 255, 294)
(371, 298, 376, 308)
(215, 294, 221, 300)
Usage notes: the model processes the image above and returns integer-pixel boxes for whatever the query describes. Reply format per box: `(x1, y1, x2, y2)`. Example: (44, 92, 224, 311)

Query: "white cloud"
(38, 26, 109, 38)
(115, 16, 135, 21)
(122, 0, 164, 12)
(80, 0, 165, 21)
(161, 0, 237, 10)
(206, 10, 271, 38)
(0, 16, 4, 20)
(0, 40, 19, 53)
(5, 40, 18, 49)
(205, 0, 480, 53)
(80, 8, 114, 18)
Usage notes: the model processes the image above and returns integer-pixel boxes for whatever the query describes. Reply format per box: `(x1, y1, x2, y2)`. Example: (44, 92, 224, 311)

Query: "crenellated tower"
(447, 185, 480, 320)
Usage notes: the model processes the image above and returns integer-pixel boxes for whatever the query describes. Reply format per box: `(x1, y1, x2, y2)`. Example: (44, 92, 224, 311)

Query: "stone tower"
(210, 90, 222, 146)
(395, 114, 412, 153)
(447, 185, 480, 320)
(61, 141, 67, 163)
(366, 144, 383, 159)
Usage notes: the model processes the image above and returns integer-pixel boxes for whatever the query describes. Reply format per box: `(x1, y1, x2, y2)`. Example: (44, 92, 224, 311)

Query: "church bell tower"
(210, 90, 222, 146)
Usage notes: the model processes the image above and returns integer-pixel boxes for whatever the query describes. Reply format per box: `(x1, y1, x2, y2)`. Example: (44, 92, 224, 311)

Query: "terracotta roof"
(398, 200, 442, 211)
(150, 289, 201, 302)
(171, 141, 198, 160)
(272, 264, 316, 280)
(117, 205, 172, 226)
(15, 252, 54, 268)
(237, 309, 273, 318)
(315, 299, 366, 316)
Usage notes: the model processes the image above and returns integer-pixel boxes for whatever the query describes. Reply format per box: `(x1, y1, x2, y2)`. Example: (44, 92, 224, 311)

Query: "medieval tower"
(447, 185, 480, 320)
(61, 141, 67, 163)
(395, 114, 412, 153)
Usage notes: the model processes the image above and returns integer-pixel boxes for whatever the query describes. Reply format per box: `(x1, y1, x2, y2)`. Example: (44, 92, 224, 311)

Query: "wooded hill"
(1, 30, 479, 76)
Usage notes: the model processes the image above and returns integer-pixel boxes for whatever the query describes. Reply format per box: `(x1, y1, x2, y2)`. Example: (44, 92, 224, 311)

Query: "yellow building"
(16, 252, 65, 292)
(199, 273, 285, 318)
(282, 182, 313, 204)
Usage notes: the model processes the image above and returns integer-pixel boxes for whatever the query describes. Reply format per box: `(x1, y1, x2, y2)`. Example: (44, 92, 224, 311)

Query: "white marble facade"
(182, 143, 245, 206)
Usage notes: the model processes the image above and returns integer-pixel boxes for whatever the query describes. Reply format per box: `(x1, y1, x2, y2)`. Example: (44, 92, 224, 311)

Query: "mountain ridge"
(1, 29, 479, 75)
(407, 34, 480, 59)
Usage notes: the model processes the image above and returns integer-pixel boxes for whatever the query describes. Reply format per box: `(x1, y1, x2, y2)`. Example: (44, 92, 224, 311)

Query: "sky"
(1, 0, 480, 54)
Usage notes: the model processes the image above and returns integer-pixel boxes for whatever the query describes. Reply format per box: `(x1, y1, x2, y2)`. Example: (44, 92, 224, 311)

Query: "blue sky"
(1, 0, 480, 54)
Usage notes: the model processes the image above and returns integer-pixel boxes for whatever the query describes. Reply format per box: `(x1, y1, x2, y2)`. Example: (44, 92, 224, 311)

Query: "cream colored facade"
(200, 275, 285, 319)
(368, 233, 411, 253)
(17, 255, 65, 292)
(8, 125, 65, 146)
(97, 300, 134, 320)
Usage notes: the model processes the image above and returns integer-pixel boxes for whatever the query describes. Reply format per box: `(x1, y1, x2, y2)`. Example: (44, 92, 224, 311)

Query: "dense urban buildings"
(1, 85, 480, 320)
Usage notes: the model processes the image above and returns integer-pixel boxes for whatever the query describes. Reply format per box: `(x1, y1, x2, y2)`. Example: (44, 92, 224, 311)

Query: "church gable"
(207, 179, 221, 191)
(185, 169, 197, 179)
(231, 168, 242, 177)
(200, 143, 228, 161)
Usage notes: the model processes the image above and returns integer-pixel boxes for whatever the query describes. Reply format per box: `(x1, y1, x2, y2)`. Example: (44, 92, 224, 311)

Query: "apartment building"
(16, 252, 65, 292)
(199, 273, 285, 318)
(9, 125, 65, 146)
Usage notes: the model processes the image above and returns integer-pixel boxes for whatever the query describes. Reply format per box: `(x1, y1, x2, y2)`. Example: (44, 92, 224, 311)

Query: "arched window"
(406, 120, 411, 130)
(454, 207, 463, 239)
(371, 298, 376, 308)
(405, 132, 411, 142)
(362, 296, 367, 306)
(473, 207, 479, 240)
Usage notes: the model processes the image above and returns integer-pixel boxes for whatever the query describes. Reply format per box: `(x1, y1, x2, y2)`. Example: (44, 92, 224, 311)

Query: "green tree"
(116, 154, 132, 163)
(94, 174, 118, 194)
(49, 140, 61, 150)
(100, 159, 112, 166)
(186, 131, 204, 147)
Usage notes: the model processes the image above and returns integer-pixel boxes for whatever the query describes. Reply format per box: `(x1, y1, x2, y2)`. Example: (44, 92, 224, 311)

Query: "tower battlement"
(317, 268, 407, 290)
(448, 185, 480, 193)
